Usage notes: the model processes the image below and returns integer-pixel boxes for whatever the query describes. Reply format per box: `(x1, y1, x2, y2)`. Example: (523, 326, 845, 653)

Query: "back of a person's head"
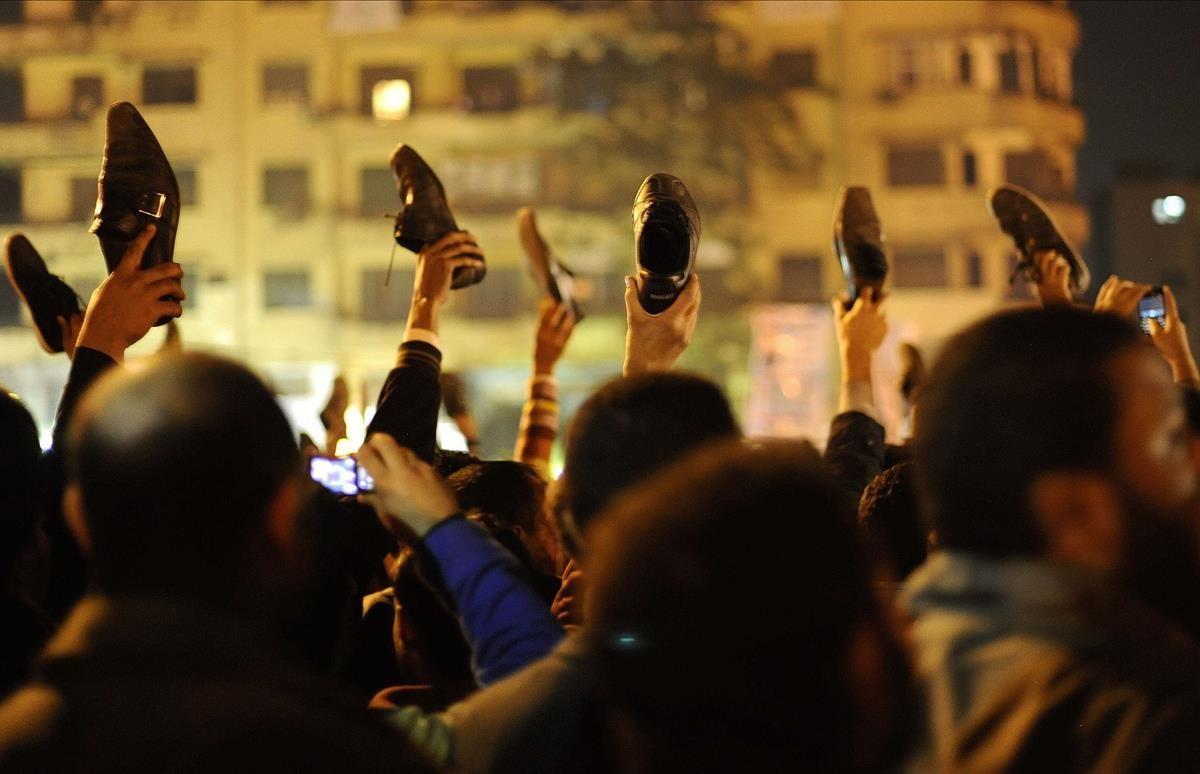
(447, 460, 545, 533)
(69, 353, 299, 601)
(0, 390, 43, 581)
(585, 440, 915, 772)
(859, 462, 927, 580)
(916, 306, 1142, 557)
(559, 372, 738, 553)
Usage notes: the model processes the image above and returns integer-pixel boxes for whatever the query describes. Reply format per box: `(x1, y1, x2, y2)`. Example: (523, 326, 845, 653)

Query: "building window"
(892, 247, 947, 288)
(0, 1, 23, 25)
(262, 63, 309, 106)
(0, 168, 20, 222)
(262, 166, 309, 216)
(440, 156, 540, 210)
(962, 151, 977, 186)
(1004, 150, 1066, 200)
(965, 251, 984, 288)
(360, 268, 414, 321)
(74, 0, 102, 22)
(175, 165, 198, 206)
(264, 270, 312, 308)
(360, 66, 415, 116)
(770, 49, 817, 89)
(958, 47, 972, 85)
(359, 167, 394, 216)
(181, 271, 198, 309)
(700, 269, 746, 313)
(463, 267, 522, 318)
(462, 67, 519, 113)
(71, 75, 103, 119)
(998, 44, 1020, 93)
(887, 145, 944, 186)
(70, 176, 96, 221)
(0, 68, 24, 123)
(777, 254, 823, 302)
(143, 65, 198, 105)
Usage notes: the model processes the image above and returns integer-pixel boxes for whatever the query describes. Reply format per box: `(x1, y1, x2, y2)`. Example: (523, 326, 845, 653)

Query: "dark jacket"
(0, 594, 435, 773)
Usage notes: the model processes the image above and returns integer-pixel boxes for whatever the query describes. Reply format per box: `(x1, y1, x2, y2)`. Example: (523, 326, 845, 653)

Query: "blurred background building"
(0, 0, 1086, 452)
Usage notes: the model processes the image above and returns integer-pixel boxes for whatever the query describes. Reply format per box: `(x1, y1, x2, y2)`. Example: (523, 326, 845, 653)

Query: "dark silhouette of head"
(859, 462, 927, 581)
(448, 460, 555, 575)
(916, 306, 1191, 566)
(0, 390, 43, 584)
(558, 372, 739, 556)
(586, 440, 915, 772)
(66, 353, 304, 610)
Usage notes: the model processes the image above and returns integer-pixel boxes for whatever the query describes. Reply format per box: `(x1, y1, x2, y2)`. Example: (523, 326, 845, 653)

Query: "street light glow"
(1152, 195, 1186, 224)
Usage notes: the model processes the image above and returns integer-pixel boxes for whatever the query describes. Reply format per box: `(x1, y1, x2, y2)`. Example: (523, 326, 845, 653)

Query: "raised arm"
(357, 433, 562, 686)
(514, 300, 575, 474)
(367, 232, 483, 463)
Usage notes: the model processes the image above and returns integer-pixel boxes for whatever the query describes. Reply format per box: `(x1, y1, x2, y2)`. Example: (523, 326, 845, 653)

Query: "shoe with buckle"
(4, 233, 83, 354)
(988, 183, 1089, 294)
(390, 144, 484, 290)
(517, 207, 584, 322)
(633, 173, 699, 314)
(833, 186, 888, 305)
(89, 101, 181, 326)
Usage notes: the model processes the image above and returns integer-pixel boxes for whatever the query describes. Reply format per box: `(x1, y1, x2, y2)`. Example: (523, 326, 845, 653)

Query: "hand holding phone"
(309, 455, 375, 496)
(1138, 287, 1166, 335)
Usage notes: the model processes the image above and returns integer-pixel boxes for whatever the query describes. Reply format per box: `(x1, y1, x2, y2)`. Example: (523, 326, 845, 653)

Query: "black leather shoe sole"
(4, 233, 82, 354)
(833, 186, 888, 304)
(988, 184, 1089, 293)
(517, 207, 584, 322)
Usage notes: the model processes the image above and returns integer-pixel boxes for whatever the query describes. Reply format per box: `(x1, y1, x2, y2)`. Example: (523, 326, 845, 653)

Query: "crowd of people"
(2, 101, 1200, 772)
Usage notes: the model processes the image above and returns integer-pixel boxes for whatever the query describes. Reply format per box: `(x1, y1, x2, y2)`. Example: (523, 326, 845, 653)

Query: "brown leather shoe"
(4, 233, 82, 354)
(517, 207, 584, 322)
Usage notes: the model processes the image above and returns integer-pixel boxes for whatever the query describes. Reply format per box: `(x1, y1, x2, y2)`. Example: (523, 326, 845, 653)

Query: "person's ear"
(1029, 472, 1123, 571)
(63, 483, 92, 556)
(264, 477, 301, 554)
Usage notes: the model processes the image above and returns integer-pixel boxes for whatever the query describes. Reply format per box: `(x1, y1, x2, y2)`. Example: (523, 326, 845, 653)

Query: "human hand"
(356, 432, 460, 538)
(1032, 250, 1073, 307)
(1094, 275, 1152, 319)
(75, 225, 184, 363)
(832, 288, 888, 382)
(623, 274, 701, 376)
(57, 312, 84, 360)
(412, 231, 485, 306)
(533, 299, 576, 376)
(1149, 286, 1200, 385)
(550, 559, 586, 632)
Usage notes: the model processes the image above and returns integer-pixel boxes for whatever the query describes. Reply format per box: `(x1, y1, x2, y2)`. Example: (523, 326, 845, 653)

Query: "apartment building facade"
(0, 0, 1086, 449)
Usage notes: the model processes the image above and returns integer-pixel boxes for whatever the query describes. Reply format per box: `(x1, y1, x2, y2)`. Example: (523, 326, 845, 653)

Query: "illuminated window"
(360, 66, 414, 116)
(372, 79, 411, 120)
(1152, 196, 1187, 225)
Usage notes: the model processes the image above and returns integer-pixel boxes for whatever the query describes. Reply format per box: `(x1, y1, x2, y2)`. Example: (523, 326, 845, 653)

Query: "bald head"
(68, 353, 300, 600)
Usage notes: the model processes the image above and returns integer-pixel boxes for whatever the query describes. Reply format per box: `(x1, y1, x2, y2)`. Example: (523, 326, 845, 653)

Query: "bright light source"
(372, 79, 411, 120)
(1152, 195, 1186, 224)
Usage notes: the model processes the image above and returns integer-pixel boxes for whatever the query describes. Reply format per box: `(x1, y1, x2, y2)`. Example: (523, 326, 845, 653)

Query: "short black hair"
(0, 390, 43, 581)
(69, 353, 300, 600)
(915, 306, 1142, 557)
(558, 372, 739, 553)
(447, 460, 545, 533)
(586, 440, 915, 771)
(858, 462, 927, 580)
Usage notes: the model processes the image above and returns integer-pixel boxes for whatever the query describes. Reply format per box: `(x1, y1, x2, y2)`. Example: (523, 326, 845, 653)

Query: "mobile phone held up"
(309, 455, 375, 496)
(1138, 287, 1165, 335)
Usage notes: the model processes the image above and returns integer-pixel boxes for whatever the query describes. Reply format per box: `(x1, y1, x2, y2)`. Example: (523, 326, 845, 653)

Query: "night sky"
(1073, 0, 1200, 203)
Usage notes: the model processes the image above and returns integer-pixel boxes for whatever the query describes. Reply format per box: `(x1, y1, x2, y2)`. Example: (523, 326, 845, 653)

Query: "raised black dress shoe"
(390, 144, 484, 289)
(988, 183, 1089, 294)
(89, 101, 181, 325)
(4, 233, 83, 354)
(633, 173, 698, 314)
(518, 207, 584, 322)
(833, 186, 888, 305)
